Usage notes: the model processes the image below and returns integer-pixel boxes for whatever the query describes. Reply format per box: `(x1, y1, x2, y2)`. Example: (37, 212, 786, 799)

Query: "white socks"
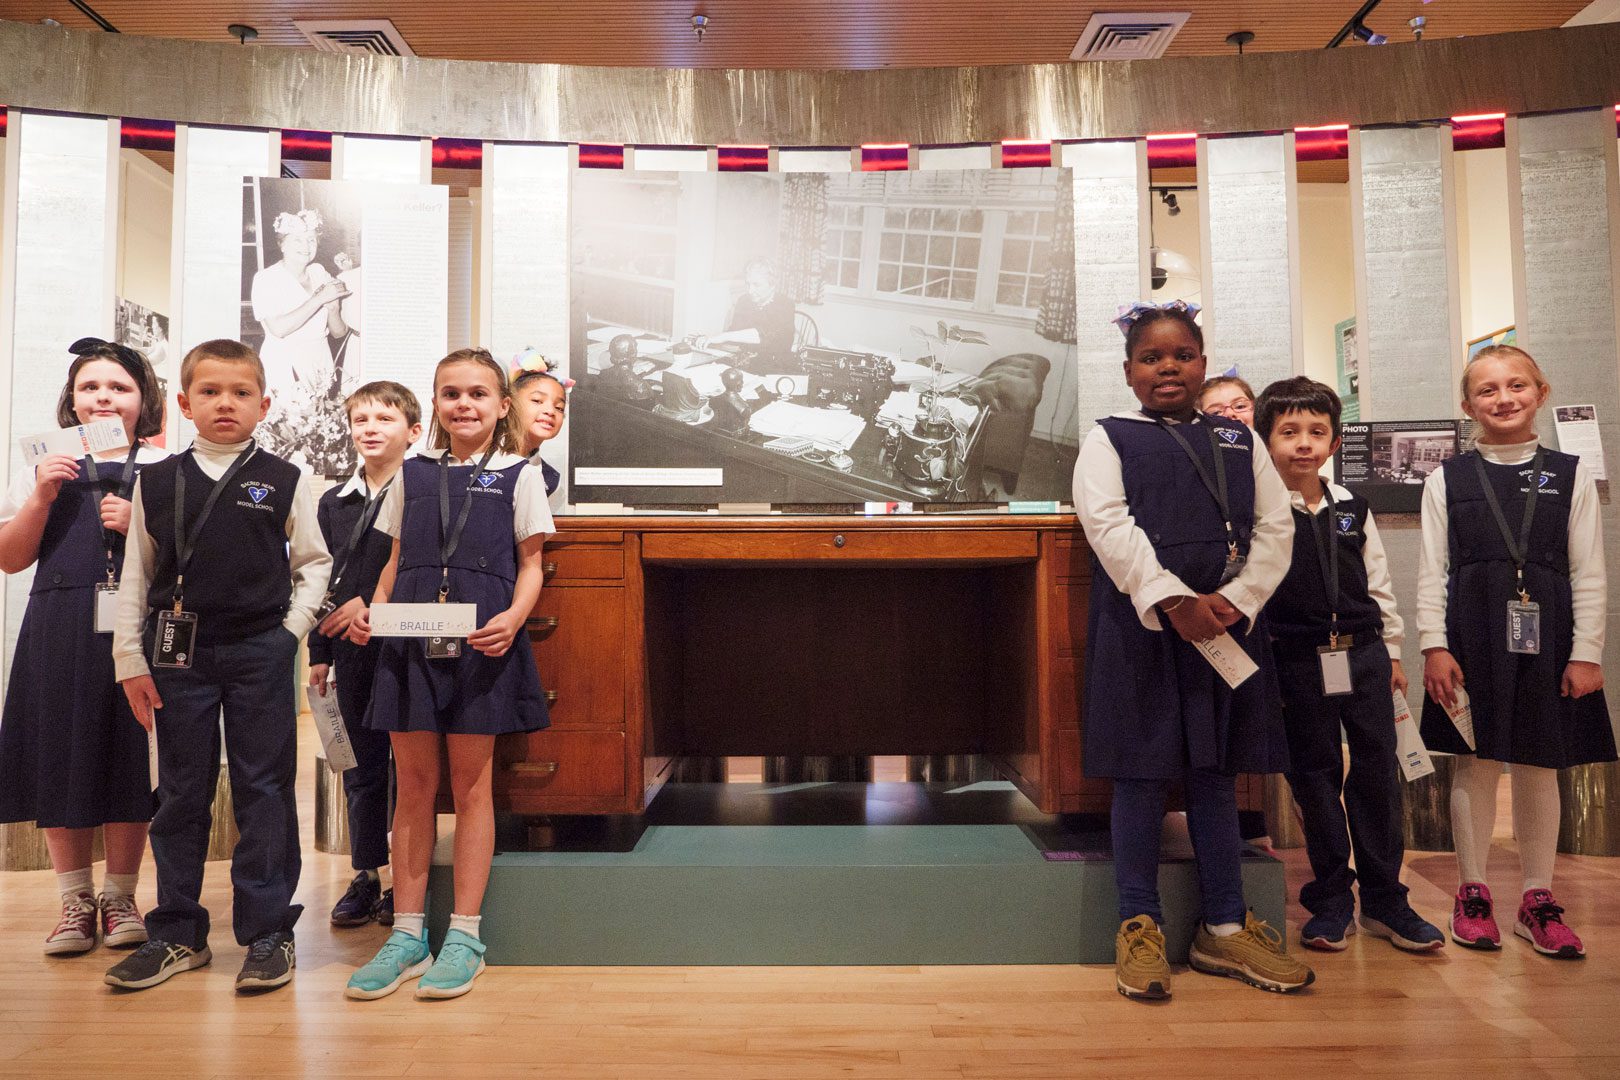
(395, 912, 425, 939)
(56, 868, 93, 899)
(1205, 921, 1242, 938)
(448, 913, 482, 940)
(102, 872, 139, 900)
(1450, 755, 1562, 893)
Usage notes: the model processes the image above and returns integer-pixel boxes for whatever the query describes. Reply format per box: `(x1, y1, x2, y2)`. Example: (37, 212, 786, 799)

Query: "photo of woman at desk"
(703, 258, 797, 365)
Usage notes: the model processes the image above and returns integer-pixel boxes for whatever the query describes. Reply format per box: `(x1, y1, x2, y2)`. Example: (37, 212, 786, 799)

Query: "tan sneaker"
(1115, 915, 1172, 1000)
(1189, 911, 1315, 993)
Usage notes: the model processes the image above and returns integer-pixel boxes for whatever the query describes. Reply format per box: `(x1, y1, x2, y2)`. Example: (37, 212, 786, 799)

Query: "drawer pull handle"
(545, 690, 559, 704)
(527, 615, 560, 635)
(510, 761, 559, 775)
(833, 534, 846, 548)
(543, 561, 558, 574)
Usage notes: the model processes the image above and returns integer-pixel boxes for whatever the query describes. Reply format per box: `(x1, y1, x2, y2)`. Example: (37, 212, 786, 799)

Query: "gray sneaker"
(104, 939, 211, 990)
(236, 931, 295, 992)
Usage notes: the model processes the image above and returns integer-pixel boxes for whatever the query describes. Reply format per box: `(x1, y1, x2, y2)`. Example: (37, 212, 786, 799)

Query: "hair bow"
(68, 335, 144, 369)
(512, 347, 575, 389)
(1112, 299, 1202, 337)
(272, 208, 324, 236)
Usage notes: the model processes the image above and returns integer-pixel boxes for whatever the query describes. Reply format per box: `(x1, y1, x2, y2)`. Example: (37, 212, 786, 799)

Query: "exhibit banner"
(240, 176, 447, 476)
(567, 166, 1078, 506)
(1335, 419, 1460, 513)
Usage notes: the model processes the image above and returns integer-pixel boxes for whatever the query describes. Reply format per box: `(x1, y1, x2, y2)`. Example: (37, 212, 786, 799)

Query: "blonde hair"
(427, 348, 520, 455)
(1460, 344, 1550, 401)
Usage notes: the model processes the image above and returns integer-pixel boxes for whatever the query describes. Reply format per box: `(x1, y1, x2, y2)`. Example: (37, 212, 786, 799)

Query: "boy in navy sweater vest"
(1255, 377, 1444, 954)
(107, 339, 331, 992)
(309, 381, 421, 928)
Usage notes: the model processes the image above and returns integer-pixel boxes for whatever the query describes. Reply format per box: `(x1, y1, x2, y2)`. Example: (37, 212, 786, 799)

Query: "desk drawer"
(641, 529, 1039, 565)
(499, 730, 625, 797)
(544, 547, 624, 581)
(528, 587, 625, 727)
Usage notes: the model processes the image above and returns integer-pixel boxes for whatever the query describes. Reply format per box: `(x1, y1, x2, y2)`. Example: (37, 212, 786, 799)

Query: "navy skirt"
(0, 586, 154, 828)
(364, 565, 550, 736)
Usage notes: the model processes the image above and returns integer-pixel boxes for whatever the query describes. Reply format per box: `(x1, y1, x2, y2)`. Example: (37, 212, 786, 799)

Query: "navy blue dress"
(1419, 449, 1616, 768)
(364, 455, 550, 735)
(0, 455, 155, 828)
(1082, 416, 1290, 780)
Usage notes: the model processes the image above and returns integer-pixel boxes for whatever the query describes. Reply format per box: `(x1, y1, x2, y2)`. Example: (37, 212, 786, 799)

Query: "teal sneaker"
(345, 929, 432, 1000)
(414, 929, 487, 1000)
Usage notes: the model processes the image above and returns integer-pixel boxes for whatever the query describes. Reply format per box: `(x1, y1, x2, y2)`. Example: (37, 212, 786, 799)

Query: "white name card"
(1193, 632, 1259, 689)
(306, 684, 357, 772)
(18, 418, 128, 466)
(370, 602, 478, 637)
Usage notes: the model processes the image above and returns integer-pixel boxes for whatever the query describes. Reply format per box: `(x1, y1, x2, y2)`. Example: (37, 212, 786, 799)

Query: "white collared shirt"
(373, 447, 555, 543)
(112, 435, 332, 682)
(1289, 481, 1403, 659)
(1073, 411, 1295, 631)
(1417, 437, 1605, 663)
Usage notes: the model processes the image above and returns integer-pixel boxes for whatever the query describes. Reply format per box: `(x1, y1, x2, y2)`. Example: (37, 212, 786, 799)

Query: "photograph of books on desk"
(568, 165, 1080, 507)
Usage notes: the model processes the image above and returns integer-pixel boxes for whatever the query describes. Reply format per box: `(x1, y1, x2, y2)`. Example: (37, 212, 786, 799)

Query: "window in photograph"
(823, 202, 865, 290)
(875, 205, 982, 305)
(997, 207, 1054, 311)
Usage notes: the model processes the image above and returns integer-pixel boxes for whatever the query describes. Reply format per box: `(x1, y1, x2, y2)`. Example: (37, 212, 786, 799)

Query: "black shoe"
(104, 939, 212, 990)
(236, 931, 295, 992)
(330, 871, 382, 927)
(373, 887, 394, 927)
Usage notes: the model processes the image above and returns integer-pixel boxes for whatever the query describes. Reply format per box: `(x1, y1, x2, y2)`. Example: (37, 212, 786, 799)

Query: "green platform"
(427, 813, 1286, 965)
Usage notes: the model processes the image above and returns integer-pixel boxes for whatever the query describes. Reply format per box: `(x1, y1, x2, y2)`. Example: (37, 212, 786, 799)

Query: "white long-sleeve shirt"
(1416, 437, 1606, 664)
(112, 435, 331, 682)
(1289, 482, 1404, 659)
(1073, 411, 1295, 631)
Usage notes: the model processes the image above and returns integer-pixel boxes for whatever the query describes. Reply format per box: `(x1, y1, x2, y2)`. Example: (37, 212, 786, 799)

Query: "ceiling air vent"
(294, 19, 416, 57)
(1070, 12, 1190, 61)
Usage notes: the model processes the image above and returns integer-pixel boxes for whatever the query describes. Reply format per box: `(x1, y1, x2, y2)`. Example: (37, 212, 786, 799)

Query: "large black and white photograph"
(241, 176, 366, 475)
(1336, 419, 1461, 513)
(568, 167, 1079, 505)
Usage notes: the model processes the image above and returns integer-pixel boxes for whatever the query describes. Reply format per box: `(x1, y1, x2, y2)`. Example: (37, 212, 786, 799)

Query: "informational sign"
(1336, 419, 1461, 513)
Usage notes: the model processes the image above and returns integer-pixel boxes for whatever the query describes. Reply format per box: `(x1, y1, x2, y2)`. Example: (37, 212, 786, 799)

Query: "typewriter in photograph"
(797, 346, 896, 417)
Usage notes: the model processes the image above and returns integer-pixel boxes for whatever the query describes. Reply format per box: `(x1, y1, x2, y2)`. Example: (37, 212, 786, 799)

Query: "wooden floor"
(2, 720, 1617, 1078)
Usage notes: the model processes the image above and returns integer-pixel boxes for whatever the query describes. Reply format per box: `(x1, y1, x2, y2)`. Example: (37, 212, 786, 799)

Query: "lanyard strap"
(1154, 417, 1238, 557)
(1473, 448, 1545, 603)
(1308, 487, 1342, 643)
(326, 474, 394, 600)
(82, 441, 141, 584)
(171, 442, 258, 611)
(436, 447, 497, 601)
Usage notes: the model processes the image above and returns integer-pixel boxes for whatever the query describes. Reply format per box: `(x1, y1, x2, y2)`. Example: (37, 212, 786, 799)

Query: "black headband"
(68, 336, 149, 386)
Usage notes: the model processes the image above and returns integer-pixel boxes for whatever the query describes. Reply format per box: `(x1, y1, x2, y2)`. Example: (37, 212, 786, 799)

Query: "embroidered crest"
(246, 485, 269, 504)
(1337, 513, 1355, 534)
(477, 472, 499, 488)
(1538, 473, 1552, 489)
(1216, 428, 1242, 445)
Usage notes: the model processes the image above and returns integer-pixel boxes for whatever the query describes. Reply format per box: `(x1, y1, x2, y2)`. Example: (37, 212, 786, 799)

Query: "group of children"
(0, 335, 568, 1001)
(1077, 300, 1614, 1002)
(0, 305, 1610, 1005)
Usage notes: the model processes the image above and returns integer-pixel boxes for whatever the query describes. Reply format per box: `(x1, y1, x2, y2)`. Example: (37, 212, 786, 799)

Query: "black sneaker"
(373, 887, 394, 927)
(236, 931, 295, 992)
(104, 939, 212, 990)
(330, 872, 382, 927)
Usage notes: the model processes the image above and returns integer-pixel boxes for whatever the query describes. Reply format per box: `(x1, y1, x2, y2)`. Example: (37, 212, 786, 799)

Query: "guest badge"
(151, 609, 197, 669)
(95, 582, 119, 634)
(16, 417, 127, 467)
(1317, 640, 1353, 697)
(305, 683, 357, 772)
(1507, 600, 1541, 655)
(1193, 632, 1258, 690)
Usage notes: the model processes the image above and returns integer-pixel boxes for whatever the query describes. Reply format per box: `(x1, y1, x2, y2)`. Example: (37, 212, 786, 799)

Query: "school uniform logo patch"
(236, 478, 277, 511)
(247, 484, 269, 504)
(1337, 513, 1355, 534)
(1216, 428, 1242, 445)
(477, 473, 499, 488)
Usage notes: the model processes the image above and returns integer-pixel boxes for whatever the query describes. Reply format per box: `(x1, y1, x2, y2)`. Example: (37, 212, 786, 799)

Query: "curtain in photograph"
(1037, 169, 1077, 344)
(778, 173, 828, 305)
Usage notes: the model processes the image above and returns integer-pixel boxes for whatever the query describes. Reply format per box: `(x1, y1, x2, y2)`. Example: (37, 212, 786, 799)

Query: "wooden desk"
(499, 515, 1263, 817)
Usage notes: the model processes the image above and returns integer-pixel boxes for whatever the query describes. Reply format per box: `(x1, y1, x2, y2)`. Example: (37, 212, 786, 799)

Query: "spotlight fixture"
(691, 14, 709, 43)
(1409, 15, 1426, 41)
(228, 23, 259, 44)
(1351, 22, 1387, 45)
(1225, 30, 1254, 55)
(1162, 191, 1180, 216)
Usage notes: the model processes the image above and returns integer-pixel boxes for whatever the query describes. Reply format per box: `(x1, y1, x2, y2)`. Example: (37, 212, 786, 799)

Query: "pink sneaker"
(99, 892, 149, 949)
(44, 891, 98, 956)
(1450, 882, 1500, 949)
(1515, 889, 1585, 958)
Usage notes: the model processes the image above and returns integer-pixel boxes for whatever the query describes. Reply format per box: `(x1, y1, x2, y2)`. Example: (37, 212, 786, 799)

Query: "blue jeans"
(1111, 768, 1246, 925)
(145, 623, 303, 949)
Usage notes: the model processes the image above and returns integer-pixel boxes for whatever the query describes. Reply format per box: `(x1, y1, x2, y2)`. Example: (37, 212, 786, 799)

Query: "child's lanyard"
(81, 441, 141, 586)
(1309, 487, 1342, 648)
(436, 447, 497, 603)
(1473, 448, 1545, 604)
(1154, 418, 1241, 566)
(170, 443, 258, 614)
(325, 475, 394, 603)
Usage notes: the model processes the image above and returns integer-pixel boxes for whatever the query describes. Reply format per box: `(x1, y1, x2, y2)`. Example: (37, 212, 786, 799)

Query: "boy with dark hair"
(107, 339, 331, 991)
(310, 381, 422, 928)
(1255, 376, 1444, 953)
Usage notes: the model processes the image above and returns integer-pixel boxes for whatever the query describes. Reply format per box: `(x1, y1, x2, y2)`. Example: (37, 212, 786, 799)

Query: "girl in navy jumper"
(1419, 345, 1614, 959)
(346, 348, 552, 1000)
(0, 338, 167, 955)
(1074, 301, 1310, 1000)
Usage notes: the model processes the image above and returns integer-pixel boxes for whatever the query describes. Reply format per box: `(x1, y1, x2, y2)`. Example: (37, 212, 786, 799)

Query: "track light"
(1351, 22, 1387, 46)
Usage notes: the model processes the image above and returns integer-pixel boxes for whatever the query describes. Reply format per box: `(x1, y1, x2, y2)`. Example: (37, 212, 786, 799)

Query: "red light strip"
(578, 143, 624, 169)
(718, 145, 769, 171)
(1451, 112, 1506, 152)
(431, 138, 482, 167)
(1001, 140, 1053, 168)
(1293, 123, 1349, 162)
(861, 143, 910, 171)
(1145, 132, 1197, 169)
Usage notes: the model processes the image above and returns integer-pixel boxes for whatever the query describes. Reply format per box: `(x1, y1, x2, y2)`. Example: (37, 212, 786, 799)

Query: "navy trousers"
(1277, 638, 1408, 918)
(333, 643, 392, 872)
(1111, 768, 1246, 925)
(145, 623, 303, 950)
